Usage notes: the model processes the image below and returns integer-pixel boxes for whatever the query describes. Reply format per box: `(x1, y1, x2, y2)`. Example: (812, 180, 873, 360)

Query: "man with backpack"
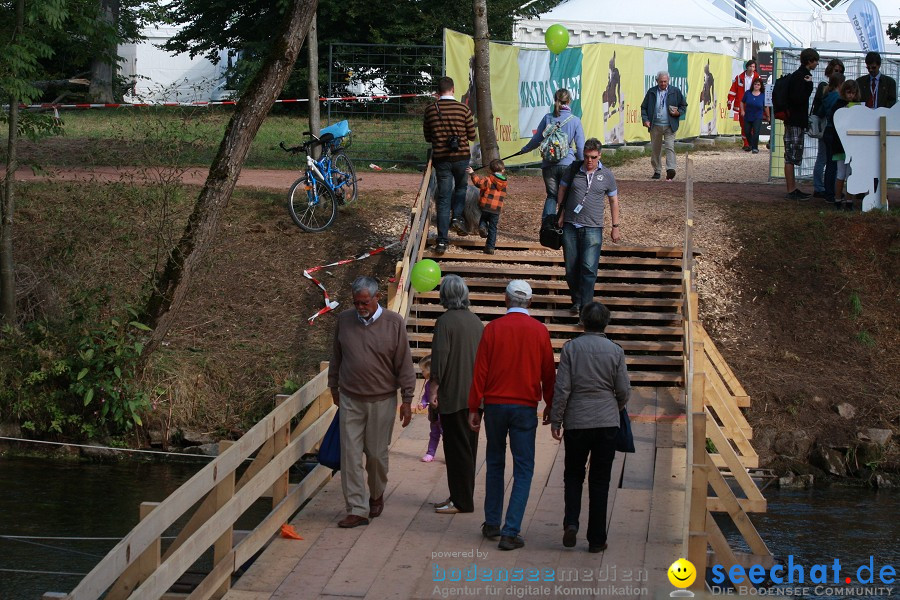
(778, 48, 820, 199)
(423, 77, 477, 255)
(519, 88, 586, 218)
(640, 71, 687, 181)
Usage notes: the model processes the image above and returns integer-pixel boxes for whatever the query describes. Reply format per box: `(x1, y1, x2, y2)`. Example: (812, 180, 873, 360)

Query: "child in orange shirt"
(466, 159, 507, 255)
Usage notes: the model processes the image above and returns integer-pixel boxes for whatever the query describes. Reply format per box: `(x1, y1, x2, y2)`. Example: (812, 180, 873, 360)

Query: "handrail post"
(272, 396, 291, 508)
(106, 502, 161, 600)
(688, 360, 708, 587)
(213, 440, 236, 597)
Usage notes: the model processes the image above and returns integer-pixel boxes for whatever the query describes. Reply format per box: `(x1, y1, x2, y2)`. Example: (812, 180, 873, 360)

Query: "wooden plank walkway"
(225, 387, 687, 600)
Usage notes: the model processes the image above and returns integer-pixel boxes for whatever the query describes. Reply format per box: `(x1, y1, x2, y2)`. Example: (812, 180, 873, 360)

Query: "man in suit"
(857, 52, 897, 109)
(640, 71, 688, 181)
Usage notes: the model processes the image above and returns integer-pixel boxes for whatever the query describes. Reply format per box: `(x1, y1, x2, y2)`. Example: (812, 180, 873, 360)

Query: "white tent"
(119, 26, 233, 103)
(513, 0, 770, 58)
(713, 0, 900, 50)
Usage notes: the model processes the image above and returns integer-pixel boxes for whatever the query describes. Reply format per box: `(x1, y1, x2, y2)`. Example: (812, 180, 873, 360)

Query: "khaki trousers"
(650, 124, 676, 173)
(339, 393, 397, 517)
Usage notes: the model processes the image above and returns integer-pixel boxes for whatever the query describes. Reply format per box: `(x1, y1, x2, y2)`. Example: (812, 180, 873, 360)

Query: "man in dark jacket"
(783, 48, 820, 199)
(857, 51, 897, 109)
(640, 71, 687, 181)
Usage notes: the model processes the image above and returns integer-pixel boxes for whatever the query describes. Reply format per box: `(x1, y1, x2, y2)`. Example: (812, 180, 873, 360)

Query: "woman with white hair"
(428, 274, 484, 514)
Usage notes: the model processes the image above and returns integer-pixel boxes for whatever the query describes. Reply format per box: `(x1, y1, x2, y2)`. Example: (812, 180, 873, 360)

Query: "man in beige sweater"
(329, 276, 416, 528)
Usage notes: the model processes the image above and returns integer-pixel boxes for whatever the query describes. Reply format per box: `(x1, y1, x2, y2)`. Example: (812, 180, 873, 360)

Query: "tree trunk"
(88, 0, 119, 103)
(0, 0, 25, 328)
(140, 0, 319, 360)
(472, 0, 499, 165)
(307, 13, 321, 158)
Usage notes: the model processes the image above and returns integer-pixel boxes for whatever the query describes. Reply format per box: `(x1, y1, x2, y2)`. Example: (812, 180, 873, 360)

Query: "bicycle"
(280, 120, 358, 232)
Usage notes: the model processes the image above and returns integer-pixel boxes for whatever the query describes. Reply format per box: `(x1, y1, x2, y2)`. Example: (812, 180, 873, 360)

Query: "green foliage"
(849, 292, 862, 320)
(163, 0, 563, 95)
(705, 438, 717, 453)
(0, 292, 153, 438)
(856, 330, 875, 347)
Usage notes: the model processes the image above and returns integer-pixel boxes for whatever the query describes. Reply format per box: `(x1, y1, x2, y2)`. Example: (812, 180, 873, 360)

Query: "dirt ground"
(13, 148, 900, 475)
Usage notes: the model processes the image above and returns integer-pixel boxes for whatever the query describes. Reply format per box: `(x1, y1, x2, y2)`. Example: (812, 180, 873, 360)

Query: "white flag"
(847, 0, 885, 53)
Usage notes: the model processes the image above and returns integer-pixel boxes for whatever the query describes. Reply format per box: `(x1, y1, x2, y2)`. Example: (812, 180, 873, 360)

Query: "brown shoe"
(338, 514, 369, 528)
(435, 502, 460, 514)
(368, 494, 384, 518)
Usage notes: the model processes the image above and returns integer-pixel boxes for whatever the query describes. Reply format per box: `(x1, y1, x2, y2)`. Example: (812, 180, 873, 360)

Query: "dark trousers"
(479, 211, 500, 249)
(440, 409, 479, 513)
(434, 159, 469, 244)
(744, 119, 762, 151)
(563, 427, 617, 547)
(823, 137, 837, 201)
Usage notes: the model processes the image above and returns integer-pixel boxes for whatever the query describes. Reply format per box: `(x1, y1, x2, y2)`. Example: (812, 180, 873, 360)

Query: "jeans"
(561, 224, 603, 307)
(823, 137, 836, 201)
(541, 164, 570, 217)
(744, 119, 762, 151)
(483, 404, 537, 538)
(813, 137, 828, 193)
(435, 159, 470, 244)
(479, 212, 500, 249)
(563, 427, 617, 547)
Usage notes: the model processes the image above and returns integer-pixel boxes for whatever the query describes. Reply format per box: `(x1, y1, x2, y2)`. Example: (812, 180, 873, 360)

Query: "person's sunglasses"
(585, 154, 600, 160)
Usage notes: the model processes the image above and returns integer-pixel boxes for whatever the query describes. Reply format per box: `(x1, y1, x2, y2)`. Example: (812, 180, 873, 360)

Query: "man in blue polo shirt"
(556, 138, 622, 315)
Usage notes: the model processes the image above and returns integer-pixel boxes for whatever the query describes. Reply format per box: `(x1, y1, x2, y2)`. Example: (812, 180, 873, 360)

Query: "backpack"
(539, 115, 575, 163)
(771, 74, 791, 121)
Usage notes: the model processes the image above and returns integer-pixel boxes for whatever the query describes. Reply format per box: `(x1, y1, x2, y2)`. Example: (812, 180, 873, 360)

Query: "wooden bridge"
(46, 159, 773, 600)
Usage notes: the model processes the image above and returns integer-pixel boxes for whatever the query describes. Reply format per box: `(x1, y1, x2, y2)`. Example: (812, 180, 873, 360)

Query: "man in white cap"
(467, 280, 556, 551)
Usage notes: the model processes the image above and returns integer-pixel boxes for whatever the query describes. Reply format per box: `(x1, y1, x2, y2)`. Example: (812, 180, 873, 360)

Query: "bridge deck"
(224, 386, 686, 600)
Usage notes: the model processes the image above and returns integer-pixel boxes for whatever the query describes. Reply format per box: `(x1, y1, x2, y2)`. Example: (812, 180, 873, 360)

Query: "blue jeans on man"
(562, 224, 603, 308)
(435, 159, 469, 244)
(541, 164, 570, 217)
(483, 404, 537, 538)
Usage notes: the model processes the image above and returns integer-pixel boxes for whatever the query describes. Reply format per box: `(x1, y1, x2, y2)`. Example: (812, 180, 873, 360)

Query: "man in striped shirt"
(423, 77, 477, 255)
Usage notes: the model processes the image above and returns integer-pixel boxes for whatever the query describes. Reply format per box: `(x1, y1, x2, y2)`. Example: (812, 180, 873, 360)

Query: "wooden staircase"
(407, 238, 686, 387)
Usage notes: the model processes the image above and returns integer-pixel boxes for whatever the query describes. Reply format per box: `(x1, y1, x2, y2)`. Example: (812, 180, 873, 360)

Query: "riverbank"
(2, 147, 898, 484)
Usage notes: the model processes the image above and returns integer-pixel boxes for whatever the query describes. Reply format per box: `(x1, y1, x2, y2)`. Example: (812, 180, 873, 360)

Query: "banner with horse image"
(444, 29, 741, 166)
(584, 43, 648, 144)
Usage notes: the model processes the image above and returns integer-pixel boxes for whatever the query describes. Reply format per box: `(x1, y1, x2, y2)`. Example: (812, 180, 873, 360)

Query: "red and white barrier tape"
(12, 93, 431, 111)
(303, 177, 425, 324)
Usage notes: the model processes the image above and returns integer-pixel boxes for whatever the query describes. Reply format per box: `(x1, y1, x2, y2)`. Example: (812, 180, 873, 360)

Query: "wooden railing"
(681, 157, 774, 591)
(46, 368, 335, 600)
(388, 155, 434, 318)
(48, 160, 437, 600)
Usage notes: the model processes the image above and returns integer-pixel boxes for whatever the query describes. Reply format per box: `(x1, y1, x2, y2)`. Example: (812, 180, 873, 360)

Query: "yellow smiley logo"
(668, 558, 697, 588)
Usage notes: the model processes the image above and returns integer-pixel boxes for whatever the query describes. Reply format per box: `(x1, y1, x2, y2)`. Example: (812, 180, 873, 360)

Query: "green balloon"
(411, 259, 442, 293)
(544, 24, 569, 55)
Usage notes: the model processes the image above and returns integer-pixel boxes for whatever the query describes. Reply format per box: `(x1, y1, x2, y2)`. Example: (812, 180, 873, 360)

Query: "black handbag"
(615, 408, 635, 453)
(539, 213, 563, 250)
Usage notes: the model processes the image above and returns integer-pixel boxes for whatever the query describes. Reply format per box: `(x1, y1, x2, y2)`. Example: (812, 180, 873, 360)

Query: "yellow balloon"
(668, 558, 697, 588)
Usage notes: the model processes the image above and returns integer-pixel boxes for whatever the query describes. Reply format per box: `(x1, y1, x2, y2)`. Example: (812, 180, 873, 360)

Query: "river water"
(0, 456, 898, 599)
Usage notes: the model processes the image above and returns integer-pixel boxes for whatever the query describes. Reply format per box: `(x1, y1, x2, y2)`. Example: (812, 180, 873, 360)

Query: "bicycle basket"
(320, 120, 351, 151)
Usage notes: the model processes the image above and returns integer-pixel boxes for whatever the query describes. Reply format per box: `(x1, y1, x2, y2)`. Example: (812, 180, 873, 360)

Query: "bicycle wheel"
(287, 174, 338, 232)
(330, 151, 358, 204)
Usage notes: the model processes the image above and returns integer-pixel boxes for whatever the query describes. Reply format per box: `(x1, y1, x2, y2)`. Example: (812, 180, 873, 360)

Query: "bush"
(0, 294, 152, 438)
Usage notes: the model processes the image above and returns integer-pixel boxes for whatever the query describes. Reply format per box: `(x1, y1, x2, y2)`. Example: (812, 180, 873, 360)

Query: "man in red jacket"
(468, 280, 556, 551)
(727, 59, 760, 150)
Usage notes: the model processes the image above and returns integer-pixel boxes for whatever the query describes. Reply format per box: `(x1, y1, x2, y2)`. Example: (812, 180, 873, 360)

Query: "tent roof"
(831, 0, 900, 17)
(540, 0, 757, 30)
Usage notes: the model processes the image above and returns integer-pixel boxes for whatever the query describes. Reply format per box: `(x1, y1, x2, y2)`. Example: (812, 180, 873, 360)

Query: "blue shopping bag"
(318, 410, 341, 470)
(615, 408, 635, 453)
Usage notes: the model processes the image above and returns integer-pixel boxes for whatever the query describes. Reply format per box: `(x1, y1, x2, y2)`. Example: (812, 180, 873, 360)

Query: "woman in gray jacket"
(550, 302, 631, 553)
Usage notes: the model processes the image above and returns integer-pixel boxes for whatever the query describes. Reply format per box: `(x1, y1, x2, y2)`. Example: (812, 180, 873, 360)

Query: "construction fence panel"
(327, 43, 444, 166)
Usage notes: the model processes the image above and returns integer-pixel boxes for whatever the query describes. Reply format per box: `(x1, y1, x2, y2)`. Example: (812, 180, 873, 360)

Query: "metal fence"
(326, 43, 444, 165)
(769, 47, 900, 182)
